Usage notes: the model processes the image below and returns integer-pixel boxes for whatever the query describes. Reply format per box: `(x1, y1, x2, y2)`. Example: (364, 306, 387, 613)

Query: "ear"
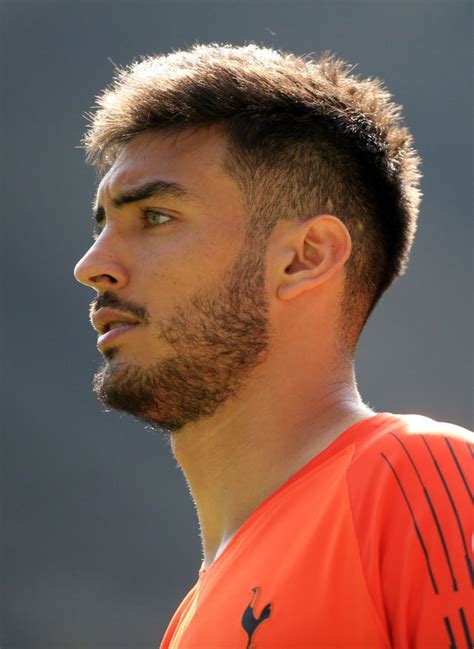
(277, 215, 352, 301)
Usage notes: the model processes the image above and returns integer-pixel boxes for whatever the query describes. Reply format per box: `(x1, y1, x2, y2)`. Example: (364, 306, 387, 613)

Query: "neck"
(170, 359, 373, 569)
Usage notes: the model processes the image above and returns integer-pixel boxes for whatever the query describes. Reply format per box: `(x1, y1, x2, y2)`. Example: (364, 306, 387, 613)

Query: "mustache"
(89, 291, 149, 325)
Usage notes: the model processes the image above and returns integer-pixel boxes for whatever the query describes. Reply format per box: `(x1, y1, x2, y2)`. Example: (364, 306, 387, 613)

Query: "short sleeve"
(347, 422, 473, 648)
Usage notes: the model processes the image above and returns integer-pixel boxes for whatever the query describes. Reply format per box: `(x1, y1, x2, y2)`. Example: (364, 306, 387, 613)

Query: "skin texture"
(74, 127, 373, 567)
(90, 240, 270, 432)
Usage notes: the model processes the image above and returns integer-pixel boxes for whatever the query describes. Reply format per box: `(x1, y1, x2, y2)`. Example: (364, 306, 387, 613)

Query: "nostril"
(75, 258, 128, 289)
(90, 274, 118, 284)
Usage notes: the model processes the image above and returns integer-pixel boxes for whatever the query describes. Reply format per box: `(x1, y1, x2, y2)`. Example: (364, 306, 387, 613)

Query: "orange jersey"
(160, 413, 473, 648)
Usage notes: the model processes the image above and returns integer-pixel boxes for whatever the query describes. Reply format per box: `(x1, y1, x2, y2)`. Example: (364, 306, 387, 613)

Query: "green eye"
(144, 211, 172, 227)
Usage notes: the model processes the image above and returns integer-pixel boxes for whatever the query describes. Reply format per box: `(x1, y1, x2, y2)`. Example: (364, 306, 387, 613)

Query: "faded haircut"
(83, 43, 422, 347)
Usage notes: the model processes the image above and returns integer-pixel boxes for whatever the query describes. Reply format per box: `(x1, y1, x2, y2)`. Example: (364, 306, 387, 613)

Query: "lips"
(91, 307, 140, 349)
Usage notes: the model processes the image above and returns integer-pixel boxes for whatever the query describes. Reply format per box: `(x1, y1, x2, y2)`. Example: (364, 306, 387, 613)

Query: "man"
(74, 44, 472, 648)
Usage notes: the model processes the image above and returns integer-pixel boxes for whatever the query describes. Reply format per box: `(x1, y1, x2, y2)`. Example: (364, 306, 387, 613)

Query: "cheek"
(133, 241, 212, 309)
(131, 221, 245, 309)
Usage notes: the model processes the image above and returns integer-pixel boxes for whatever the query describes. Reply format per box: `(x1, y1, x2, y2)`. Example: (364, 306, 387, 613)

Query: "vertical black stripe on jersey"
(421, 435, 474, 587)
(459, 608, 473, 649)
(444, 616, 457, 649)
(381, 452, 439, 594)
(389, 433, 458, 591)
(444, 438, 473, 502)
(466, 442, 473, 459)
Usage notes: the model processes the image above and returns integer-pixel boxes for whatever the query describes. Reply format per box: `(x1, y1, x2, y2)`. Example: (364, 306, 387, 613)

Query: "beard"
(92, 239, 271, 433)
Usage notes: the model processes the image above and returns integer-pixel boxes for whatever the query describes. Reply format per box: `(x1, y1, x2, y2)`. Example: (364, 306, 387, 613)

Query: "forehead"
(96, 127, 234, 202)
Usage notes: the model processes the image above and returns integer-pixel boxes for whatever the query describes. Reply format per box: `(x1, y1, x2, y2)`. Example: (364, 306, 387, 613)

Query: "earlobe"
(277, 215, 352, 301)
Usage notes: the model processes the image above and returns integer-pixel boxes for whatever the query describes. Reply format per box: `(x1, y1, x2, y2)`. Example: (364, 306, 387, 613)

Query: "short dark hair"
(83, 44, 422, 346)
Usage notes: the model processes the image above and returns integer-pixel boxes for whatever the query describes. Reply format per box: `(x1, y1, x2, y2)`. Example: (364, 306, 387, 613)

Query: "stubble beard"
(92, 240, 271, 433)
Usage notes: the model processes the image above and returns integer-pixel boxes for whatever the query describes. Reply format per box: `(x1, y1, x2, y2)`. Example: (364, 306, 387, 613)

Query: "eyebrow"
(92, 179, 195, 223)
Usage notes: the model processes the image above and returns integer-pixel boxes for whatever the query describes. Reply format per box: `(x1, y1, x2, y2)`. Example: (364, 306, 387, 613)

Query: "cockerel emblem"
(241, 586, 272, 648)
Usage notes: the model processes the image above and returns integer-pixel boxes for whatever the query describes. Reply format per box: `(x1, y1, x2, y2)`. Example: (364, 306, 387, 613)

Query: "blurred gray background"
(1, 1, 472, 647)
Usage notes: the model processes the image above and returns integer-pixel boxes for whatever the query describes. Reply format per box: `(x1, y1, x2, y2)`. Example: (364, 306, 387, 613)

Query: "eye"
(141, 209, 173, 228)
(92, 218, 104, 240)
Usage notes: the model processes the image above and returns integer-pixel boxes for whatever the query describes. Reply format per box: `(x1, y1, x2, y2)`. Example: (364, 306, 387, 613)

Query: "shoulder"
(346, 413, 472, 543)
(347, 415, 474, 647)
(346, 414, 472, 602)
(345, 415, 473, 646)
(349, 413, 472, 481)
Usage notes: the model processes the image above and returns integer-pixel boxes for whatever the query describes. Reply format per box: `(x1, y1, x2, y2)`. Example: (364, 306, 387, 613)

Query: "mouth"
(101, 320, 136, 334)
(97, 322, 139, 349)
(91, 308, 141, 350)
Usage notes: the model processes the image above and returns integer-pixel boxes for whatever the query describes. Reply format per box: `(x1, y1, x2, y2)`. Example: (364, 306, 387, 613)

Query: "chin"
(92, 359, 185, 433)
(102, 346, 120, 361)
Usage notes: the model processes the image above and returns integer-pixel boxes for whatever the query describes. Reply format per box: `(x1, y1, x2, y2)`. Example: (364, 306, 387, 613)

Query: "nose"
(73, 235, 129, 291)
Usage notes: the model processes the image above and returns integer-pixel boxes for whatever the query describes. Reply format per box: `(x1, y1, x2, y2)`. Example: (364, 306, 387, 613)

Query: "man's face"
(74, 129, 271, 432)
